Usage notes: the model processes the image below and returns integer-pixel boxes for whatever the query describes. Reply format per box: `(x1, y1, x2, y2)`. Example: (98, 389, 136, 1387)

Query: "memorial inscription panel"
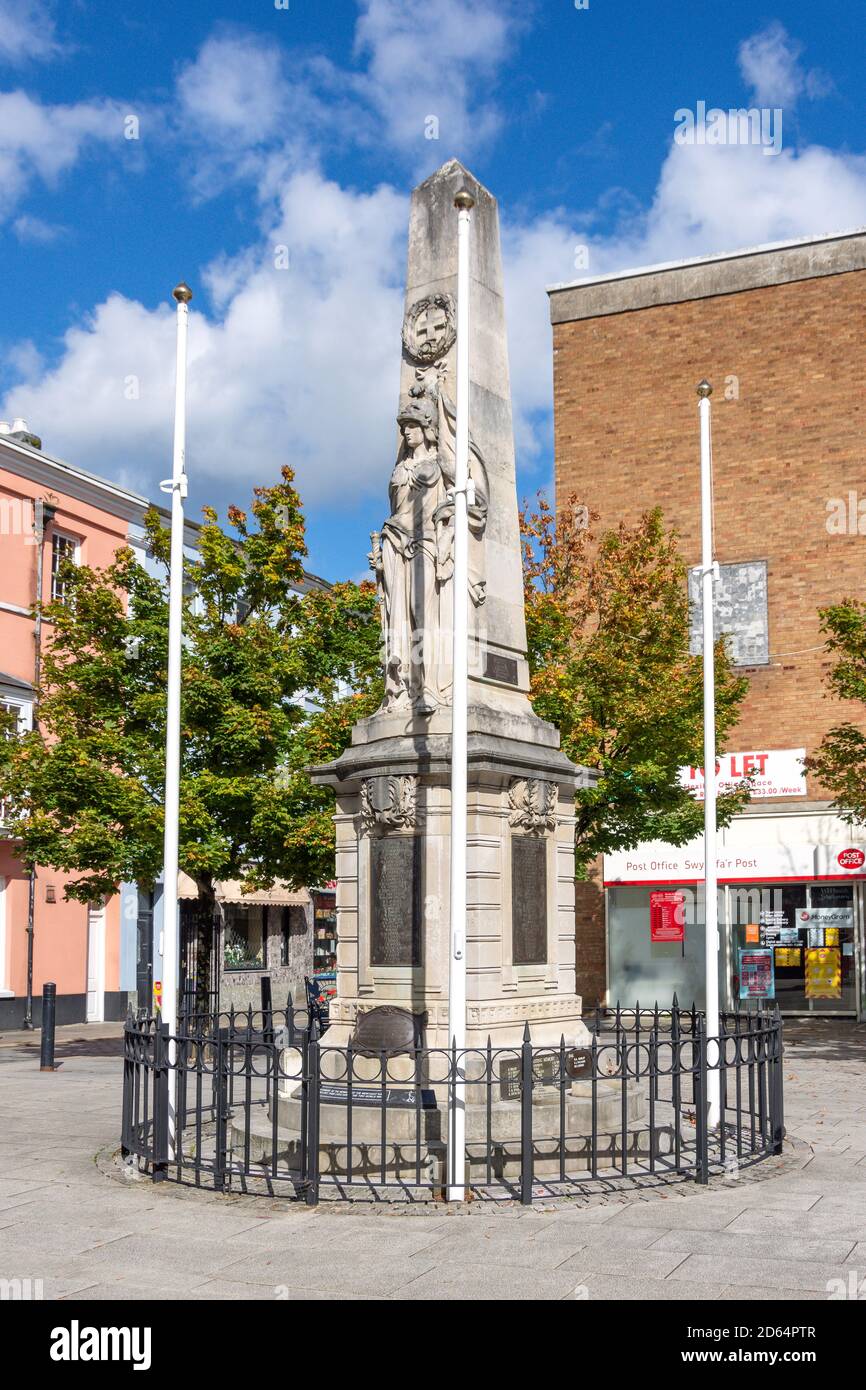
(370, 835, 422, 966)
(511, 835, 547, 965)
(484, 651, 519, 686)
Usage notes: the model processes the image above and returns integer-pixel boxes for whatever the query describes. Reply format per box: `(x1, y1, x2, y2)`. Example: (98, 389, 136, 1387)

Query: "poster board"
(738, 947, 775, 1000)
(650, 890, 685, 943)
(805, 947, 842, 1000)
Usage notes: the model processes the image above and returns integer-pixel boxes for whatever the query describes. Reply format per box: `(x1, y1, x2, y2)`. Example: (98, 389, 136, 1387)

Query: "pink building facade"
(0, 429, 147, 1028)
(1, 426, 317, 1031)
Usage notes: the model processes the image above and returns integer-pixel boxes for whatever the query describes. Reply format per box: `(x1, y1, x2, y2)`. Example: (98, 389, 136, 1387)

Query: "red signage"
(838, 848, 866, 870)
(650, 890, 686, 943)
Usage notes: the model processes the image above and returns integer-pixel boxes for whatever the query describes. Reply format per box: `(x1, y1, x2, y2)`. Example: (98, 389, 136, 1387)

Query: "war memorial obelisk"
(312, 160, 594, 1053)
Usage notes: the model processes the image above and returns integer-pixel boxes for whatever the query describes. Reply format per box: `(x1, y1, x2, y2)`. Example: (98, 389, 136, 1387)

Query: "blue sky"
(1, 0, 864, 580)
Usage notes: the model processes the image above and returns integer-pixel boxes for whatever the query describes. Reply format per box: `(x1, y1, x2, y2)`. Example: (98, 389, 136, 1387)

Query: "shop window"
(312, 893, 337, 974)
(223, 903, 266, 971)
(688, 560, 769, 667)
(608, 882, 720, 1012)
(730, 882, 856, 1014)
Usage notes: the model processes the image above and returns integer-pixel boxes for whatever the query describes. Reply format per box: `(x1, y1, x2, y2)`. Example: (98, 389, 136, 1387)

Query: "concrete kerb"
(95, 1131, 810, 1221)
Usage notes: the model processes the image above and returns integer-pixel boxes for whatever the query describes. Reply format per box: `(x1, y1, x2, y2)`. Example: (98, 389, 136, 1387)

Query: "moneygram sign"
(679, 748, 806, 801)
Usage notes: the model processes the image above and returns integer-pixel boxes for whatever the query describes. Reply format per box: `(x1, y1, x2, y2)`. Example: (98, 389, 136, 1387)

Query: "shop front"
(603, 809, 866, 1019)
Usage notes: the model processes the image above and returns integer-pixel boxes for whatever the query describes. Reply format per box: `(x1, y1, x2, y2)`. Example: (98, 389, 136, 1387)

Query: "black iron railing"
(121, 995, 784, 1206)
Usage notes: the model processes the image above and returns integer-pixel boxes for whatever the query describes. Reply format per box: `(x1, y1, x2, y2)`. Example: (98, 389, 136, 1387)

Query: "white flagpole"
(160, 281, 192, 1153)
(697, 379, 720, 1129)
(448, 188, 474, 1201)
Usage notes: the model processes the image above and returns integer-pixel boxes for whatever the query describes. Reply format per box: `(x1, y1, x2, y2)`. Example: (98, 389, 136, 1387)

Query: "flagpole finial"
(696, 379, 713, 398)
(454, 188, 475, 211)
(172, 282, 193, 304)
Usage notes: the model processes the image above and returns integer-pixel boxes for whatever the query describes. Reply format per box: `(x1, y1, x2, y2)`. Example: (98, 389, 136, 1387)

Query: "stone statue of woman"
(370, 383, 487, 714)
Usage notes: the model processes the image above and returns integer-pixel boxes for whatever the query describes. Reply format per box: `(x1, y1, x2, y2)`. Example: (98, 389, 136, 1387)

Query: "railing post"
(121, 1013, 134, 1157)
(520, 1022, 534, 1206)
(214, 1025, 229, 1192)
(306, 1019, 321, 1206)
(152, 1020, 170, 1183)
(672, 996, 683, 1173)
(694, 1014, 709, 1184)
(261, 975, 273, 1104)
(771, 1009, 785, 1155)
(260, 974, 273, 1032)
(39, 981, 57, 1072)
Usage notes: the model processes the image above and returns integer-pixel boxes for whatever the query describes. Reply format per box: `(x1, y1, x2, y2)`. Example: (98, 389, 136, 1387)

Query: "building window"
(0, 698, 31, 736)
(223, 903, 266, 971)
(688, 560, 769, 667)
(51, 533, 79, 603)
(0, 697, 31, 828)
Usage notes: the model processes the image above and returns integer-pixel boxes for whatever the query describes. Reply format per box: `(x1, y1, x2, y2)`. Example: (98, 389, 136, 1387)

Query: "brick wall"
(574, 862, 606, 1008)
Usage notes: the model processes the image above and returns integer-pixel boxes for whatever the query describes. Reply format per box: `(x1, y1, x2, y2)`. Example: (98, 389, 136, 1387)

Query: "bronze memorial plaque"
(370, 836, 422, 966)
(512, 836, 547, 964)
(484, 651, 519, 686)
(351, 1005, 427, 1056)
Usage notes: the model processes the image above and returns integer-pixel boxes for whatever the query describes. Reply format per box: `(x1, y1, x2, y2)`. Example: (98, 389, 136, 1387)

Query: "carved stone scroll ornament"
(360, 774, 418, 833)
(508, 777, 558, 834)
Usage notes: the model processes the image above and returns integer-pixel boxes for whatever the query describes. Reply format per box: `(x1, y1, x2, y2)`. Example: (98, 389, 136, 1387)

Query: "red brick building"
(548, 228, 866, 1019)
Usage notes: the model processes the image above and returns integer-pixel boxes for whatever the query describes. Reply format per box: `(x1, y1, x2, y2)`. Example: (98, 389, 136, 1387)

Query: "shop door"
(135, 890, 154, 1010)
(180, 900, 219, 1013)
(86, 901, 106, 1022)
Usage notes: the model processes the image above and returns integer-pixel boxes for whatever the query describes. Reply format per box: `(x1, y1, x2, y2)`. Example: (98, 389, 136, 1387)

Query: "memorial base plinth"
(229, 1080, 652, 1187)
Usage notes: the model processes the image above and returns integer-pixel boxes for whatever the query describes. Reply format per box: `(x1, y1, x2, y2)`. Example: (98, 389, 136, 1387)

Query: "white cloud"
(172, 5, 524, 195)
(738, 22, 832, 108)
(12, 212, 65, 242)
(634, 141, 866, 262)
(3, 337, 43, 382)
(177, 32, 286, 146)
(0, 90, 126, 222)
(0, 0, 60, 66)
(353, 0, 519, 161)
(1, 170, 407, 510)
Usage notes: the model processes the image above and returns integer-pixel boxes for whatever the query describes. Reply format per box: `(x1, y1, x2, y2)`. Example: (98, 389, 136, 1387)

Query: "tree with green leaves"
(0, 468, 381, 911)
(804, 600, 866, 823)
(520, 495, 750, 874)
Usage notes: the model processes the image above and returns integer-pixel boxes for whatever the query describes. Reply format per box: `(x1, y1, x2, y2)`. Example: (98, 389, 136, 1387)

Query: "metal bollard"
(40, 982, 57, 1072)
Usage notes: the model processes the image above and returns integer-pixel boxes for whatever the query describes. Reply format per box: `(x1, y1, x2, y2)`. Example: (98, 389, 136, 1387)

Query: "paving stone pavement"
(1, 1019, 866, 1301)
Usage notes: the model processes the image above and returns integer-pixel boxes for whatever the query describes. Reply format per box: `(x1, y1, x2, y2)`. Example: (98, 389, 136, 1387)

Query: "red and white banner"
(679, 748, 806, 801)
(605, 841, 866, 886)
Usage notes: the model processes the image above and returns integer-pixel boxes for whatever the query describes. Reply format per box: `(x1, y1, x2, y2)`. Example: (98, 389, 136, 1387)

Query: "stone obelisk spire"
(396, 159, 528, 703)
(312, 160, 593, 1053)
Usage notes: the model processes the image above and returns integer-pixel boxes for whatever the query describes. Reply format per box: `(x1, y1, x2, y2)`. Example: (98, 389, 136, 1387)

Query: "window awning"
(176, 873, 310, 906)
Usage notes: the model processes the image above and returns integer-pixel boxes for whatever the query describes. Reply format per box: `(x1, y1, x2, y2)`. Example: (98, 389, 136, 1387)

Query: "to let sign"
(679, 748, 806, 800)
(650, 891, 686, 943)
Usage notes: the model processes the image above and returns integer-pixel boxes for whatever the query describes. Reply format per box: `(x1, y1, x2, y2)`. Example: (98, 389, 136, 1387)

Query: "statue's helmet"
(397, 395, 437, 431)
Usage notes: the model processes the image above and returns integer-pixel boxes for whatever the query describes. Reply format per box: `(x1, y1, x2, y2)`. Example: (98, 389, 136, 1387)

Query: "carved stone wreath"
(508, 777, 558, 834)
(360, 774, 418, 833)
(402, 293, 457, 365)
